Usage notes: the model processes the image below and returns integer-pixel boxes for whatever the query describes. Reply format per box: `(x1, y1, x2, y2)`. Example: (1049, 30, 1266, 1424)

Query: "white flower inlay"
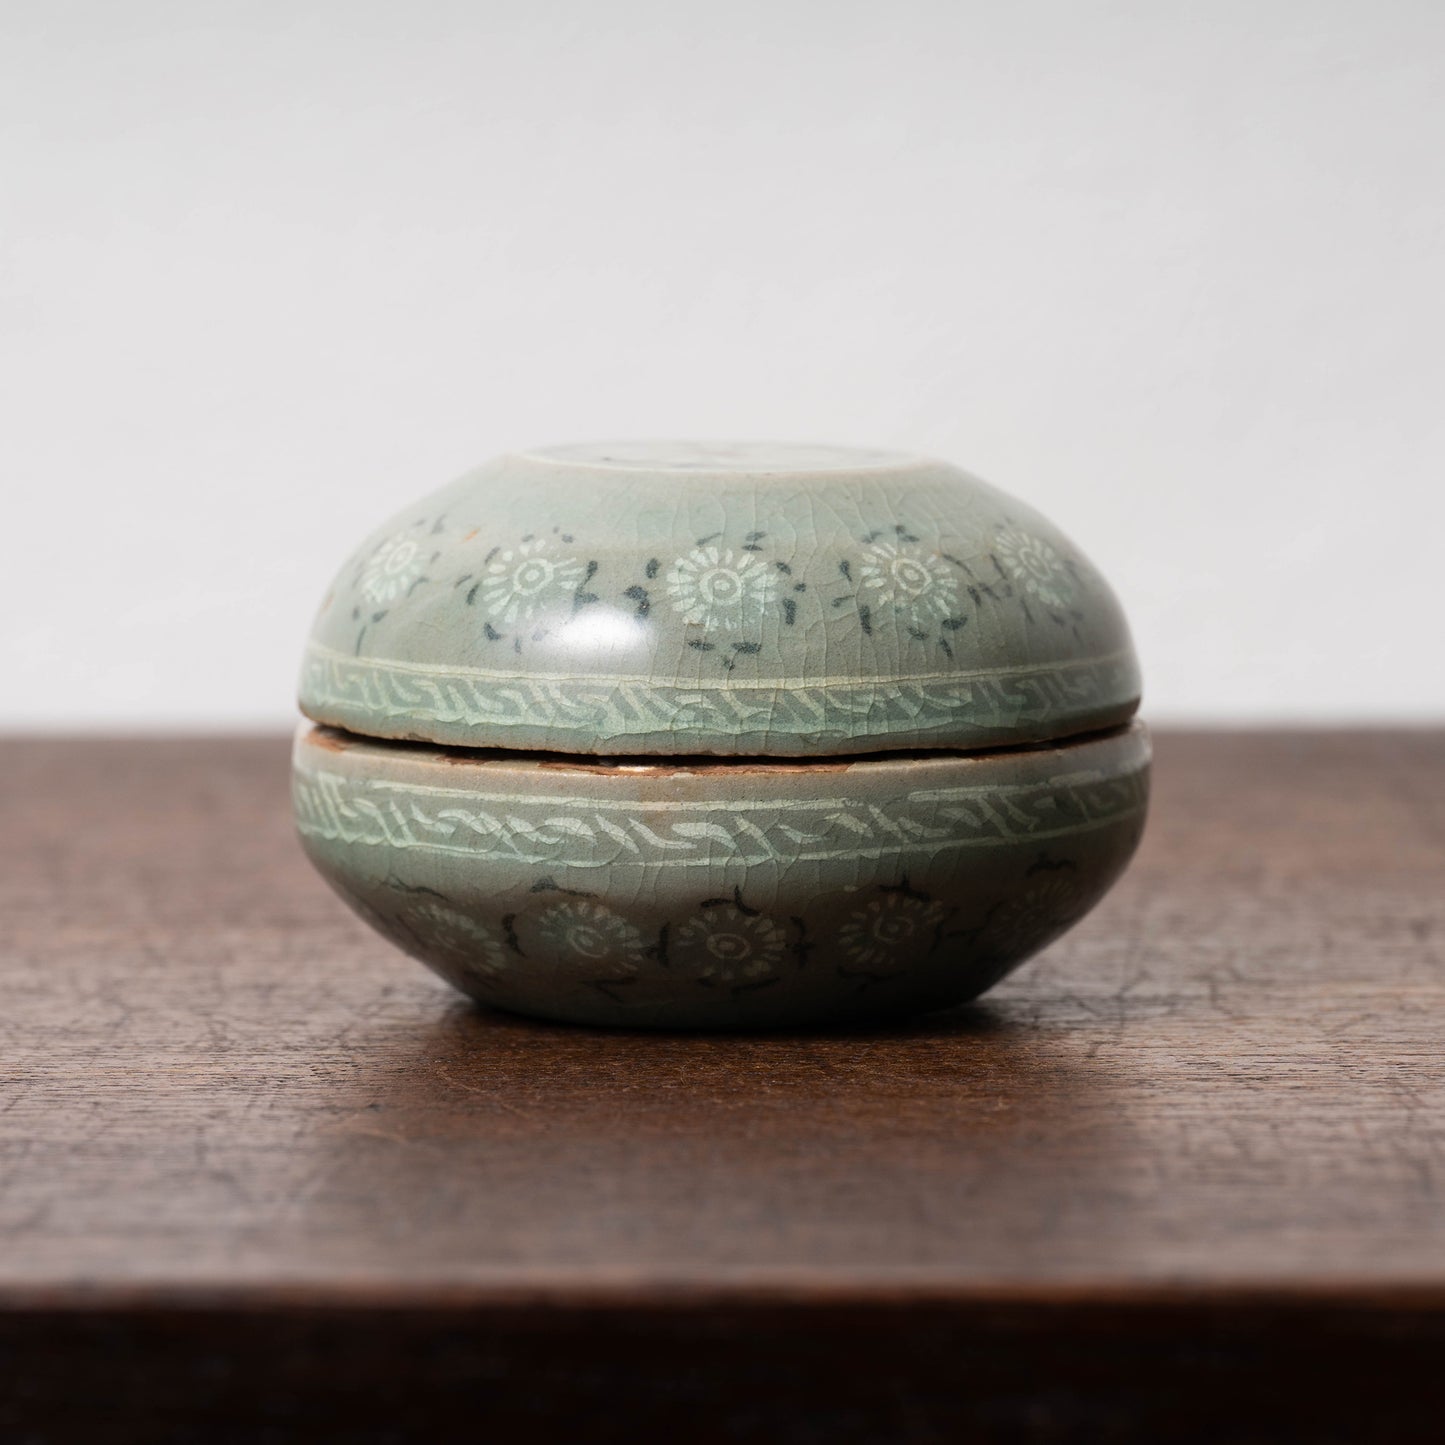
(359, 533, 425, 605)
(479, 536, 586, 626)
(665, 544, 778, 629)
(536, 899, 645, 974)
(993, 527, 1072, 609)
(672, 905, 787, 985)
(837, 892, 946, 968)
(409, 900, 509, 981)
(982, 876, 1088, 959)
(858, 540, 959, 623)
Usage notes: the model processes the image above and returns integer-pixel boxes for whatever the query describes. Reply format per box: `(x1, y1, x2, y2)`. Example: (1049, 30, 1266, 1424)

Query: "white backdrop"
(3, 1, 1442, 728)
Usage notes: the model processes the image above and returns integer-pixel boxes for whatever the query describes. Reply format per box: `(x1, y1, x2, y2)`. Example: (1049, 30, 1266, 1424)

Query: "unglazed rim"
(295, 718, 1148, 776)
(292, 721, 1151, 871)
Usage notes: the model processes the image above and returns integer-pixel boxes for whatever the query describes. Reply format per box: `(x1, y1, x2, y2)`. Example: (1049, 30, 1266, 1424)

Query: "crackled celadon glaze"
(295, 441, 1148, 1028)
(294, 721, 1149, 1029)
(299, 441, 1140, 757)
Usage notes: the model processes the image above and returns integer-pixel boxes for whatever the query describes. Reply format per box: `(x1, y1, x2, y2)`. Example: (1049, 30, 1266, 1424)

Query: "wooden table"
(3, 732, 1442, 1442)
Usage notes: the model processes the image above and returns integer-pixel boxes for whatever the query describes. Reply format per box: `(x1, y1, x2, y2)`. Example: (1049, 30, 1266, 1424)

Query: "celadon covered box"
(293, 441, 1149, 1028)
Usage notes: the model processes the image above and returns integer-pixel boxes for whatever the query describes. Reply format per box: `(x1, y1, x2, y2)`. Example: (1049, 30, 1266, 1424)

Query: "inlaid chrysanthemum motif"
(359, 533, 425, 605)
(981, 876, 1088, 960)
(536, 899, 645, 973)
(857, 540, 960, 623)
(837, 892, 947, 969)
(672, 905, 788, 985)
(993, 527, 1072, 608)
(665, 544, 778, 628)
(479, 536, 587, 625)
(409, 900, 509, 980)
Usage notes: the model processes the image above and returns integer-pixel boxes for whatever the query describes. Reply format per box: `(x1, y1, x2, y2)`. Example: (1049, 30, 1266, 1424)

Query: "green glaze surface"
(299, 442, 1140, 757)
(294, 720, 1150, 1030)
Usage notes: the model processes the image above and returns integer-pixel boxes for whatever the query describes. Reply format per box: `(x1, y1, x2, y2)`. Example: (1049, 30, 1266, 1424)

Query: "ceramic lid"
(299, 441, 1140, 756)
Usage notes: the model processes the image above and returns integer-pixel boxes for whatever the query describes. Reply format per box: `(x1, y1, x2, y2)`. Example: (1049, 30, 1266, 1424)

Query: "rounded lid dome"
(299, 441, 1140, 756)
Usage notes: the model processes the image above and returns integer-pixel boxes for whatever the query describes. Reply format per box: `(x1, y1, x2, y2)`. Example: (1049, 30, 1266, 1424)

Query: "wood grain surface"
(2, 731, 1443, 1442)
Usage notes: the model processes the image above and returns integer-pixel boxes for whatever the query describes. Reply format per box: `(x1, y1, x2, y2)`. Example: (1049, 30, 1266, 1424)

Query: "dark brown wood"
(2, 731, 1443, 1441)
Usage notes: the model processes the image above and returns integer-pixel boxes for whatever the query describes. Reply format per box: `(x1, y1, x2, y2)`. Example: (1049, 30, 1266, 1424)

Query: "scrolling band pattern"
(300, 643, 1138, 748)
(293, 763, 1148, 869)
